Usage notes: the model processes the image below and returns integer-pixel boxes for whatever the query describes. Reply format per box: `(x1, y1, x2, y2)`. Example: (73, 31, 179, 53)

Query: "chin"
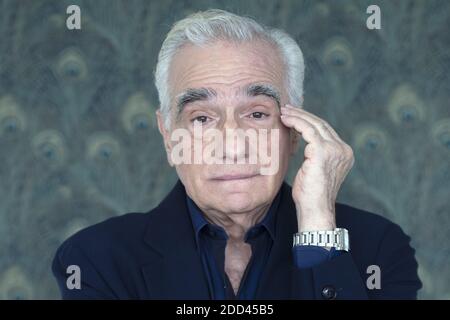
(217, 192, 258, 213)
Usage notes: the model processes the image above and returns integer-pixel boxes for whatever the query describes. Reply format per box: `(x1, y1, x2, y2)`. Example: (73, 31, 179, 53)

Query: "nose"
(221, 116, 248, 163)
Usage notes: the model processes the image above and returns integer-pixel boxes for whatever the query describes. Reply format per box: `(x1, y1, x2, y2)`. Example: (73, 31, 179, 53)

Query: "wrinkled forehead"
(168, 40, 287, 103)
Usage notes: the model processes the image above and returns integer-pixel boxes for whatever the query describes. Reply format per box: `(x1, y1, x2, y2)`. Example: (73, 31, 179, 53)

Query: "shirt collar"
(186, 188, 282, 248)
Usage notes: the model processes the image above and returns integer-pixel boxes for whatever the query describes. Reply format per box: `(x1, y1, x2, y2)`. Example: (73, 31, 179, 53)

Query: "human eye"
(191, 115, 212, 125)
(248, 111, 270, 119)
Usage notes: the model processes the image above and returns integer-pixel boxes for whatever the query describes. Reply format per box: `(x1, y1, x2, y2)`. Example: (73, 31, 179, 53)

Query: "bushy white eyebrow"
(245, 83, 281, 109)
(176, 87, 217, 114)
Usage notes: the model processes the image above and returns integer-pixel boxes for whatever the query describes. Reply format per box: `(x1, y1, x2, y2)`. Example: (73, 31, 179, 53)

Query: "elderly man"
(52, 9, 421, 300)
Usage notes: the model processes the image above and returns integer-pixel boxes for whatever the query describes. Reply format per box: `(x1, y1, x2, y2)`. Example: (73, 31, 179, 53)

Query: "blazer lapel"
(141, 180, 210, 299)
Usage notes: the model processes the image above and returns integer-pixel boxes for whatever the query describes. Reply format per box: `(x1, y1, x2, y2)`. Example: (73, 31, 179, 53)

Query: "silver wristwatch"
(293, 228, 350, 251)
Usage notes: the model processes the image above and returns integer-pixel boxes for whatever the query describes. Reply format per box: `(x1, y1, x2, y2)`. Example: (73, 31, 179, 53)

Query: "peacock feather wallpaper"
(0, 0, 449, 299)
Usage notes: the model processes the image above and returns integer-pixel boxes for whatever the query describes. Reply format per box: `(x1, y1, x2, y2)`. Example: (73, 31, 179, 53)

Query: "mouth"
(212, 173, 259, 181)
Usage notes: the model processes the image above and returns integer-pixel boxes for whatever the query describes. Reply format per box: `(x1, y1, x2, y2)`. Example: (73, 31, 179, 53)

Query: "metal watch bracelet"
(293, 228, 350, 251)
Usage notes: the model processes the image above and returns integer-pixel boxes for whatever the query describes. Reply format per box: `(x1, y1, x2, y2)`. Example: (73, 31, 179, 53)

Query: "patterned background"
(0, 0, 449, 299)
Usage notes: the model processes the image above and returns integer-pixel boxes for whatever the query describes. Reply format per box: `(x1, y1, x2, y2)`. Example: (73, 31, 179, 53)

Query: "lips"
(212, 173, 259, 181)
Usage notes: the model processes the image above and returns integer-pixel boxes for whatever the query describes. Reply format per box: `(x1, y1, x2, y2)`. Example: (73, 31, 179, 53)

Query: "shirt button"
(321, 285, 337, 300)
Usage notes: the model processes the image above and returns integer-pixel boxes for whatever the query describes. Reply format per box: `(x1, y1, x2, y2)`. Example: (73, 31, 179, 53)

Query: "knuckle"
(324, 142, 337, 156)
(306, 127, 316, 137)
(345, 144, 354, 157)
(343, 145, 355, 163)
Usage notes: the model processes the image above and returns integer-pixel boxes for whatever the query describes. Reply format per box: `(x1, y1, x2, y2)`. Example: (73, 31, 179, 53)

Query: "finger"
(297, 108, 342, 141)
(281, 107, 332, 141)
(280, 114, 324, 145)
(284, 104, 341, 141)
(281, 106, 334, 140)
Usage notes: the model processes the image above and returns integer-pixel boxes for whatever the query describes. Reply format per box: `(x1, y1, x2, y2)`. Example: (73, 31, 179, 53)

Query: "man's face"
(157, 40, 298, 215)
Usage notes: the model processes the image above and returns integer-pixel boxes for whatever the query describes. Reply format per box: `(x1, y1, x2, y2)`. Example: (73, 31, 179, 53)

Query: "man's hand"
(280, 104, 355, 232)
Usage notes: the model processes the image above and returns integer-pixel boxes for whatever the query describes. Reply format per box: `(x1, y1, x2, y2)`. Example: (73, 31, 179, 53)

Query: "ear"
(156, 109, 174, 166)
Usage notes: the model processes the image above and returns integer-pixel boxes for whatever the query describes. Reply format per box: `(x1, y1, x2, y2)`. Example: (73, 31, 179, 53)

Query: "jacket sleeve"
(290, 223, 422, 300)
(368, 223, 422, 299)
(52, 240, 117, 299)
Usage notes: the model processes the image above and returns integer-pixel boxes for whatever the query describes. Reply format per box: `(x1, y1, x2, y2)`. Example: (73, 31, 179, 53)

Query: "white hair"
(154, 9, 305, 129)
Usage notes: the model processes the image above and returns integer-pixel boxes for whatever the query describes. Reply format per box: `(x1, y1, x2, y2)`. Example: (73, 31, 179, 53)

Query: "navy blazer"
(52, 180, 422, 299)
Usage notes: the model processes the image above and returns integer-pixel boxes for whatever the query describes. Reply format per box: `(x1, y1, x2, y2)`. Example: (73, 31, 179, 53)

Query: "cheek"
(273, 127, 292, 156)
(276, 129, 292, 172)
(176, 164, 211, 200)
(176, 164, 204, 179)
(176, 164, 200, 190)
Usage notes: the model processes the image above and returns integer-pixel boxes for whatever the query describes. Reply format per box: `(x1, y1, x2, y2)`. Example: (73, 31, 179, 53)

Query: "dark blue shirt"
(186, 190, 340, 300)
